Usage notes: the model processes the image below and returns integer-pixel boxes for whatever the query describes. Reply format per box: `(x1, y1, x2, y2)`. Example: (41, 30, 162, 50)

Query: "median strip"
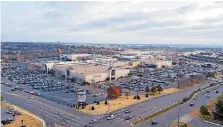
(131, 82, 222, 126)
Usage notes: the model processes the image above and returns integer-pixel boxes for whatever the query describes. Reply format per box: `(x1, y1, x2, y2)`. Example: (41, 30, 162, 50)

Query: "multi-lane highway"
(2, 81, 222, 127)
(137, 84, 223, 127)
(90, 82, 217, 127)
(1, 85, 93, 127)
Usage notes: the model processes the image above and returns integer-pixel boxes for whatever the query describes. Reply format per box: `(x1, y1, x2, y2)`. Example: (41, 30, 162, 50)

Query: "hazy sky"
(1, 1, 223, 44)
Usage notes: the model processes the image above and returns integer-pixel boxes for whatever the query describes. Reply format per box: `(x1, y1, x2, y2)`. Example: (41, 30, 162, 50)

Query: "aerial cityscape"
(1, 1, 223, 127)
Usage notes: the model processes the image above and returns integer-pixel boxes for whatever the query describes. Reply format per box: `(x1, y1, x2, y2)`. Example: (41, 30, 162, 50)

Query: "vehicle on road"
(193, 97, 196, 100)
(14, 111, 21, 115)
(11, 89, 16, 91)
(206, 95, 211, 98)
(190, 103, 194, 106)
(207, 90, 210, 93)
(151, 120, 158, 125)
(84, 125, 91, 127)
(216, 90, 219, 93)
(6, 110, 13, 114)
(29, 96, 34, 99)
(125, 109, 131, 113)
(89, 119, 97, 124)
(107, 114, 115, 120)
(125, 115, 134, 120)
(29, 91, 34, 94)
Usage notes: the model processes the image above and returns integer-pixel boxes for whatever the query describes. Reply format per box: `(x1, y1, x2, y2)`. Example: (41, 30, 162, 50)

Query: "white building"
(59, 54, 90, 61)
(52, 62, 131, 83)
(142, 59, 172, 68)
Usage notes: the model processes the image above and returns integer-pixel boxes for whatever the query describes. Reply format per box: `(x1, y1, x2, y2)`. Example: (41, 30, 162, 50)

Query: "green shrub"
(200, 105, 210, 116)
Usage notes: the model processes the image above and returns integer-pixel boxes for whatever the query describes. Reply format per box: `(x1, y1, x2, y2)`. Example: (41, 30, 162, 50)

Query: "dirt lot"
(79, 88, 180, 114)
(170, 122, 193, 127)
(1, 102, 43, 127)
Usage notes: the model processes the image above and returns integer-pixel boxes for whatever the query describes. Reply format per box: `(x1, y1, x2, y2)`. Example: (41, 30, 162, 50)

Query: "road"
(89, 82, 219, 127)
(136, 84, 223, 127)
(2, 80, 221, 127)
(1, 85, 93, 127)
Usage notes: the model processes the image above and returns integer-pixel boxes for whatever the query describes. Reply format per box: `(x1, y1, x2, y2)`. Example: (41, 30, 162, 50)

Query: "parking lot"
(96, 61, 221, 94)
(1, 63, 107, 106)
(1, 61, 221, 107)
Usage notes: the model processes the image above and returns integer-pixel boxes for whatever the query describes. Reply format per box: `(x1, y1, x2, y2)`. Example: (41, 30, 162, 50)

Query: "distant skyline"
(1, 1, 223, 45)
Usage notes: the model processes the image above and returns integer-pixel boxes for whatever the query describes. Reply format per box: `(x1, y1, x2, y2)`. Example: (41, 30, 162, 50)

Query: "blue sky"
(1, 1, 223, 44)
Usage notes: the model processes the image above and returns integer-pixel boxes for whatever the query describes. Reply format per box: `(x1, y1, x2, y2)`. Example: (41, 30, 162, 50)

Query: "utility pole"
(75, 87, 78, 110)
(177, 100, 181, 127)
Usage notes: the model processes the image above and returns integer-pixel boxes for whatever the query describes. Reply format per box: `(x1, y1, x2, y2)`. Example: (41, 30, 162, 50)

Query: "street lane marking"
(3, 91, 87, 125)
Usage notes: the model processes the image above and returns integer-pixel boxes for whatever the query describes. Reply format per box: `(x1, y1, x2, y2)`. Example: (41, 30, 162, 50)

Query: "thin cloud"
(1, 1, 223, 44)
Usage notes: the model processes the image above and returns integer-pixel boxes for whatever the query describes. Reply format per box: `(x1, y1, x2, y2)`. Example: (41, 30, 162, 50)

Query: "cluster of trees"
(107, 86, 122, 99)
(206, 71, 217, 78)
(200, 105, 210, 116)
(213, 99, 223, 120)
(176, 74, 207, 88)
(145, 85, 163, 97)
(199, 97, 223, 121)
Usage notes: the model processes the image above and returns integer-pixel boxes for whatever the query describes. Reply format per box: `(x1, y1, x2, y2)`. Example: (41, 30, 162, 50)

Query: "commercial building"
(51, 61, 131, 83)
(141, 59, 172, 68)
(59, 54, 90, 61)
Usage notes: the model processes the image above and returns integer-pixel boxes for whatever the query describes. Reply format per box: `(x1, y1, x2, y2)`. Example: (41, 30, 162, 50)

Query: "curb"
(203, 120, 223, 127)
(131, 83, 222, 126)
(9, 103, 47, 127)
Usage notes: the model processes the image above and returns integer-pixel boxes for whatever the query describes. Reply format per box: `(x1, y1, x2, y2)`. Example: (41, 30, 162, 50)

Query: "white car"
(107, 114, 115, 120)
(29, 96, 34, 99)
(29, 91, 34, 94)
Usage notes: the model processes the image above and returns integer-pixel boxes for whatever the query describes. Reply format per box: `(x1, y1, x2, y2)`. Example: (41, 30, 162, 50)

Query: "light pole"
(75, 87, 78, 110)
(177, 100, 181, 127)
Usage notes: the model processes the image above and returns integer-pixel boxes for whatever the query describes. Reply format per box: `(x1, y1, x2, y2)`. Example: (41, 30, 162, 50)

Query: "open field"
(79, 88, 180, 114)
(1, 102, 43, 127)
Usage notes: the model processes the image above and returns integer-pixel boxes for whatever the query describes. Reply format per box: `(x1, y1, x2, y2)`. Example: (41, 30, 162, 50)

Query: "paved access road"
(137, 84, 223, 127)
(1, 85, 94, 127)
(89, 82, 217, 127)
(2, 81, 220, 127)
(189, 118, 221, 127)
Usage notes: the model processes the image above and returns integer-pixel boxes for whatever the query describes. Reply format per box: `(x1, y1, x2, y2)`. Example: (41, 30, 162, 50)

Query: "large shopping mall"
(28, 53, 172, 84)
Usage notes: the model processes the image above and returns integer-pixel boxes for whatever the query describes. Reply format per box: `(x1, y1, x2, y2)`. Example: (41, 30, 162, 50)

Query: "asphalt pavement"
(91, 82, 216, 127)
(1, 85, 93, 127)
(2, 79, 221, 127)
(136, 84, 223, 127)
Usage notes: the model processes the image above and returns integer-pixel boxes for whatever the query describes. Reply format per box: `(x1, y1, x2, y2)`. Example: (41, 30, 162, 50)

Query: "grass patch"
(131, 82, 222, 126)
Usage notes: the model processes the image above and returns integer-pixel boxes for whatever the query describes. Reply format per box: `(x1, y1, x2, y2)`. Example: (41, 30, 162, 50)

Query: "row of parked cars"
(2, 68, 76, 93)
